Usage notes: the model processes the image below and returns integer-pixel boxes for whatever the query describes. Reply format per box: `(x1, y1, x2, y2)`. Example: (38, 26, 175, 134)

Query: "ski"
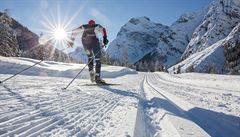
(82, 83, 120, 86)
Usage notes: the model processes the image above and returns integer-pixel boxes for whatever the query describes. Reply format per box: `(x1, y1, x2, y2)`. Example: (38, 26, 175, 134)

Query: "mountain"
(169, 23, 240, 74)
(0, 11, 38, 53)
(169, 0, 240, 74)
(181, 0, 240, 60)
(0, 11, 73, 62)
(106, 13, 206, 71)
(170, 11, 206, 49)
(0, 12, 20, 57)
(223, 23, 240, 74)
(106, 17, 187, 70)
(105, 0, 240, 74)
(107, 17, 167, 64)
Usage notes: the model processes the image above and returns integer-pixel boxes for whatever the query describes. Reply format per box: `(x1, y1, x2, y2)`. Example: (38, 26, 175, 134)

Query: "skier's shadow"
(100, 86, 183, 113)
(1, 84, 35, 107)
(100, 86, 240, 137)
(100, 86, 142, 100)
(100, 86, 180, 110)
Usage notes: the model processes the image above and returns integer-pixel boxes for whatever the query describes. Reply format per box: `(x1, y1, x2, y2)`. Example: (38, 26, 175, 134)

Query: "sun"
(53, 28, 67, 40)
(38, 3, 86, 49)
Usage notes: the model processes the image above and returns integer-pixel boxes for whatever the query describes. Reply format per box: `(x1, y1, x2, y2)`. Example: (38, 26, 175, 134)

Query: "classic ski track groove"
(0, 95, 90, 128)
(0, 84, 122, 136)
(80, 99, 120, 136)
(87, 101, 120, 136)
(152, 74, 201, 96)
(51, 93, 121, 136)
(149, 73, 240, 136)
(143, 73, 195, 137)
(150, 74, 228, 110)
(154, 73, 238, 94)
(145, 73, 183, 111)
(153, 73, 240, 105)
(0, 99, 96, 137)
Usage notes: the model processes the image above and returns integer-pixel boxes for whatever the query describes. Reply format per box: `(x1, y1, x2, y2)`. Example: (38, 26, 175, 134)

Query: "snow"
(170, 21, 240, 74)
(170, 10, 206, 52)
(169, 39, 225, 73)
(181, 0, 240, 60)
(107, 17, 166, 64)
(0, 56, 240, 137)
(105, 0, 240, 73)
(107, 16, 190, 67)
(146, 72, 240, 137)
(0, 56, 136, 79)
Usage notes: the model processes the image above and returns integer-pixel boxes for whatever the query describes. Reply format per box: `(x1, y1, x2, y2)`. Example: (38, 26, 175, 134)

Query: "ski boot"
(89, 70, 95, 83)
(95, 75, 106, 85)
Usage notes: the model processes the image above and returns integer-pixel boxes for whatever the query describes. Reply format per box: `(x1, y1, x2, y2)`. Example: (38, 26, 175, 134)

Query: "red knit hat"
(88, 20, 96, 25)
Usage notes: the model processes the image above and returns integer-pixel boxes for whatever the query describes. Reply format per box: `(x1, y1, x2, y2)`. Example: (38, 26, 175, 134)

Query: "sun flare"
(53, 28, 67, 40)
(38, 8, 82, 48)
(38, 2, 86, 50)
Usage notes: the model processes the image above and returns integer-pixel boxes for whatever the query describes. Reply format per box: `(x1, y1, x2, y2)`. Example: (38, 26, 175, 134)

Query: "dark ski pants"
(82, 37, 101, 76)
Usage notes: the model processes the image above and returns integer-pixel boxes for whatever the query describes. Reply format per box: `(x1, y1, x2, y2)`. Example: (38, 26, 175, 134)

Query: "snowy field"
(0, 56, 240, 137)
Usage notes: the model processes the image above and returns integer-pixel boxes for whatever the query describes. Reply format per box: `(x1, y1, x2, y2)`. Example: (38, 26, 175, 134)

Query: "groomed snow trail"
(0, 74, 143, 137)
(0, 57, 239, 137)
(143, 72, 240, 137)
(141, 74, 210, 137)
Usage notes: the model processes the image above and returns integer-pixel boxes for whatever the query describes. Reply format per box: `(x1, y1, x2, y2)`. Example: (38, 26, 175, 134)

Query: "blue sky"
(0, 0, 213, 42)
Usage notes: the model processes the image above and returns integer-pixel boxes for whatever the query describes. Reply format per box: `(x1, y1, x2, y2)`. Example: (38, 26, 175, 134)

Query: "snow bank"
(155, 72, 240, 93)
(0, 56, 137, 80)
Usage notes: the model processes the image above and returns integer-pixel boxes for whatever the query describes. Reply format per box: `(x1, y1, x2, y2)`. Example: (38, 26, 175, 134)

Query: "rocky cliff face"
(224, 23, 240, 74)
(181, 0, 240, 60)
(169, 23, 240, 74)
(169, 0, 240, 74)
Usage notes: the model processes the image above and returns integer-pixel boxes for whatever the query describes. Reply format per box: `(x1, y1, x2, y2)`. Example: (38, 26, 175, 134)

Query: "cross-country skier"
(68, 20, 109, 84)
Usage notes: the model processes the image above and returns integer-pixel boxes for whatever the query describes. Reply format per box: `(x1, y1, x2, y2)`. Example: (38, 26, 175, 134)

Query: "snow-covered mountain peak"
(107, 17, 170, 64)
(107, 10, 211, 69)
(169, 22, 240, 74)
(171, 11, 205, 35)
(128, 16, 151, 25)
(181, 0, 240, 60)
(70, 0, 240, 74)
(172, 12, 198, 25)
(117, 16, 167, 36)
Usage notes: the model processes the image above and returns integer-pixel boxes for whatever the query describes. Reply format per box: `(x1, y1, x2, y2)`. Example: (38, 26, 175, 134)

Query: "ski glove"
(103, 36, 109, 45)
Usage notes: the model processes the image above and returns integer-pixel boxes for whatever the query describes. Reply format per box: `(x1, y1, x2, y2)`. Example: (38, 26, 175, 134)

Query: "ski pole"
(63, 49, 103, 90)
(0, 48, 68, 84)
(0, 60, 44, 84)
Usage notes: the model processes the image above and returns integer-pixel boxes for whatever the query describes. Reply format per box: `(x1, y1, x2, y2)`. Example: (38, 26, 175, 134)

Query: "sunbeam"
(38, 3, 86, 50)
